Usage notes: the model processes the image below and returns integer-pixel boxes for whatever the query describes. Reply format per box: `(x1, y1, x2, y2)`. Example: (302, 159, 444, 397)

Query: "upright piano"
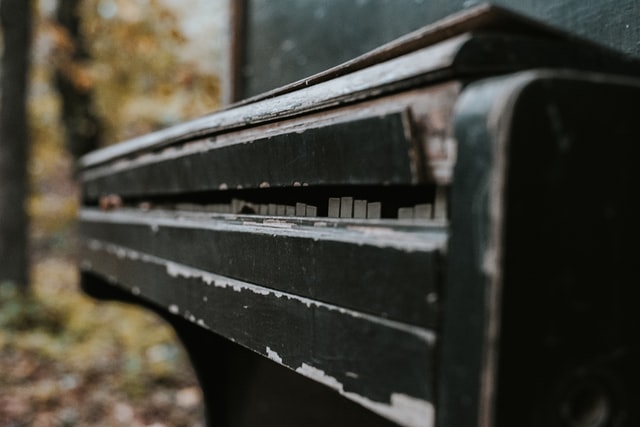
(78, 5, 640, 426)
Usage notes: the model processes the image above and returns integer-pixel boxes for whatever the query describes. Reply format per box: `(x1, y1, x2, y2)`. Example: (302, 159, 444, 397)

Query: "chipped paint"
(426, 292, 438, 304)
(114, 247, 128, 259)
(296, 363, 434, 427)
(83, 239, 437, 345)
(265, 346, 283, 363)
(80, 42, 463, 171)
(83, 237, 437, 423)
(80, 208, 446, 253)
(166, 262, 216, 286)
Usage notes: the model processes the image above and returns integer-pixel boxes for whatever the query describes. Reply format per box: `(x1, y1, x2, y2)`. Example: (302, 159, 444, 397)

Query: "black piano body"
(78, 6, 640, 427)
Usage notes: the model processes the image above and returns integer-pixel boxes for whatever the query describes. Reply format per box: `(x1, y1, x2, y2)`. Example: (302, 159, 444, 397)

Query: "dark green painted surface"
(83, 113, 419, 200)
(80, 248, 435, 405)
(80, 212, 442, 327)
(240, 0, 640, 98)
(496, 75, 640, 427)
(441, 71, 640, 427)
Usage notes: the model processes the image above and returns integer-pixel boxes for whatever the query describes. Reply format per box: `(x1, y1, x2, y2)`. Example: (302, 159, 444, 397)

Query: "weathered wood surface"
(82, 82, 460, 205)
(440, 70, 640, 427)
(78, 7, 640, 426)
(81, 83, 460, 202)
(79, 5, 640, 170)
(82, 240, 436, 426)
(80, 69, 640, 427)
(80, 209, 445, 327)
(83, 111, 418, 200)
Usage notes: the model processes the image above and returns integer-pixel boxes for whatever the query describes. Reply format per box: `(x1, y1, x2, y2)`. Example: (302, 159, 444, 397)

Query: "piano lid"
(79, 4, 640, 170)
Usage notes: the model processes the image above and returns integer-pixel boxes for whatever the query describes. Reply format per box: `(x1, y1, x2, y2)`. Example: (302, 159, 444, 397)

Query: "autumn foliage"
(2, 1, 223, 425)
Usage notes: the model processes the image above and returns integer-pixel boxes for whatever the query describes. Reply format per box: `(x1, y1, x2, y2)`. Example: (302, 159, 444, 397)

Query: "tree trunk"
(0, 0, 32, 289)
(55, 0, 102, 160)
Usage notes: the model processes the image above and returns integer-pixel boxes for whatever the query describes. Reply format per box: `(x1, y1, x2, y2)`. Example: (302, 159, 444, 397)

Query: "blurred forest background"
(1, 0, 227, 425)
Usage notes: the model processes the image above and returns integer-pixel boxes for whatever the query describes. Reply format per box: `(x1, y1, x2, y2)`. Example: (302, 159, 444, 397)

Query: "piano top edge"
(77, 4, 640, 170)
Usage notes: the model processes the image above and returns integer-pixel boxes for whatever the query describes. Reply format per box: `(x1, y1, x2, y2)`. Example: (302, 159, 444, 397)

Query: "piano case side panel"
(442, 71, 640, 427)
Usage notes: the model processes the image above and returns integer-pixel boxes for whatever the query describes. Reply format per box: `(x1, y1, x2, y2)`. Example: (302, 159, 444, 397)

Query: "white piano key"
(231, 199, 242, 213)
(285, 205, 295, 216)
(328, 198, 341, 218)
(398, 207, 414, 220)
(276, 205, 286, 216)
(414, 203, 433, 219)
(295, 203, 306, 216)
(353, 199, 367, 218)
(305, 205, 317, 217)
(367, 202, 381, 219)
(433, 186, 448, 219)
(340, 197, 353, 218)
(268, 204, 277, 215)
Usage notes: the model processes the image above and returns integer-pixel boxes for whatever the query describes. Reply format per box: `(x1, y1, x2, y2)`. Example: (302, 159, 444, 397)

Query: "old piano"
(77, 5, 640, 427)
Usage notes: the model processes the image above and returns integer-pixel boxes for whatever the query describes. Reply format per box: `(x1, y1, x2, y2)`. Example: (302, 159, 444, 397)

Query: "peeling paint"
(83, 239, 437, 345)
(265, 346, 283, 363)
(426, 293, 438, 304)
(296, 363, 434, 427)
(115, 248, 128, 259)
(80, 209, 446, 252)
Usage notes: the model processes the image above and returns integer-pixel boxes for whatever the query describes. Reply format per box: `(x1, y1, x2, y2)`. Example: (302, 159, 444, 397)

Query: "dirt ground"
(1, 148, 204, 427)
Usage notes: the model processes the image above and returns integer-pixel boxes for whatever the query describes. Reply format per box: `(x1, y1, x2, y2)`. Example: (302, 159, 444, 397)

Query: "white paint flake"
(168, 304, 179, 314)
(296, 363, 434, 427)
(265, 347, 283, 364)
(83, 239, 436, 344)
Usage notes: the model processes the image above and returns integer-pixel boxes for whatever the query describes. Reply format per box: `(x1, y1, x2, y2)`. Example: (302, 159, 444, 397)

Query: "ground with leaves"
(1, 150, 204, 427)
